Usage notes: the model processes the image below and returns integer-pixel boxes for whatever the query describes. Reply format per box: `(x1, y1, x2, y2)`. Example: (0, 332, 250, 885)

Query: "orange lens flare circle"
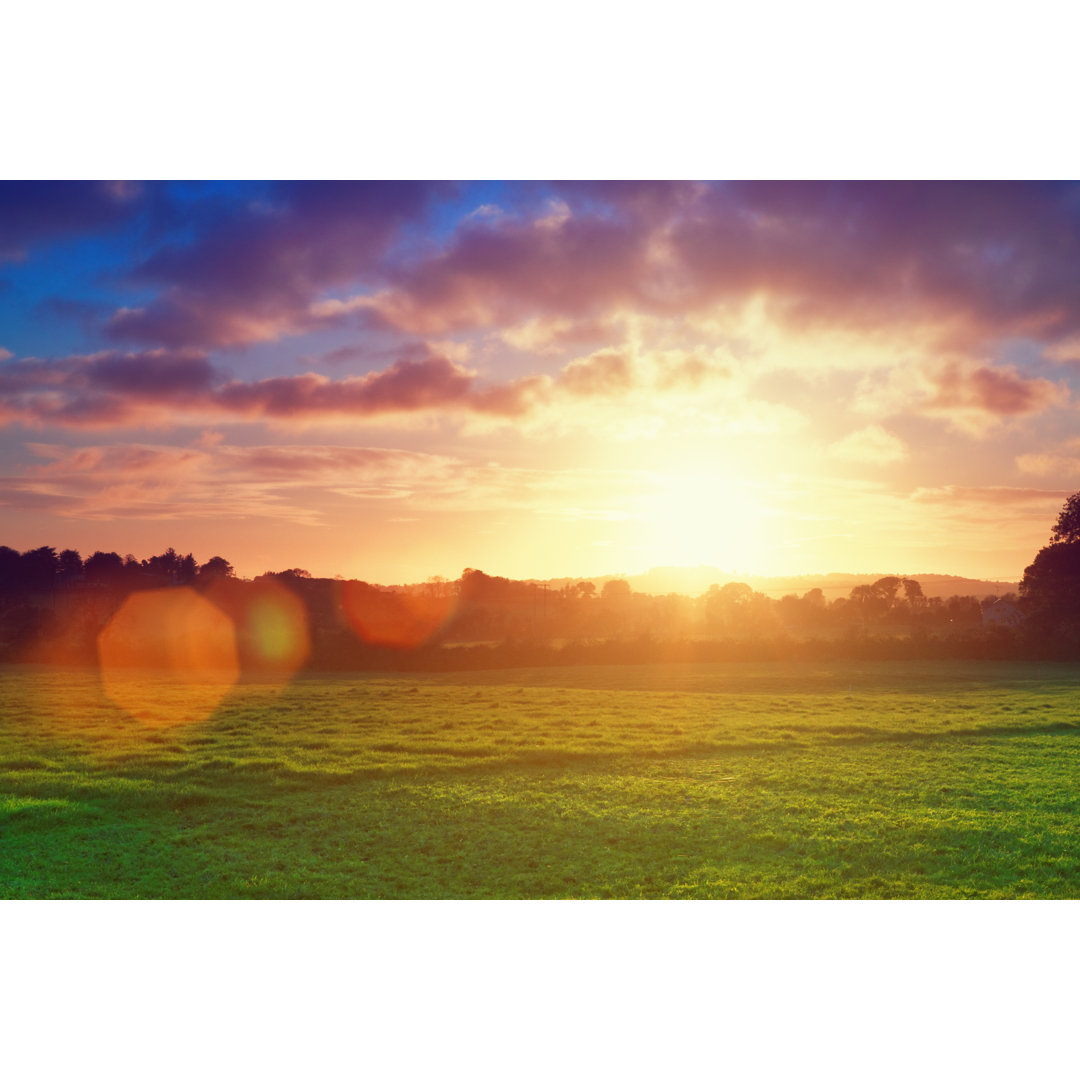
(205, 577, 310, 677)
(97, 587, 240, 725)
(337, 580, 455, 649)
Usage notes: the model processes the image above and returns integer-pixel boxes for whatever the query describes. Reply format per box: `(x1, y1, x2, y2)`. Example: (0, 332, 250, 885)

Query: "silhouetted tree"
(0, 546, 22, 594)
(198, 556, 235, 581)
(902, 578, 924, 608)
(1018, 492, 1080, 651)
(1050, 492, 1080, 544)
(847, 583, 884, 622)
(20, 546, 59, 592)
(1020, 541, 1080, 644)
(58, 549, 83, 584)
(144, 548, 182, 583)
(84, 551, 125, 586)
(261, 568, 312, 581)
(178, 553, 197, 584)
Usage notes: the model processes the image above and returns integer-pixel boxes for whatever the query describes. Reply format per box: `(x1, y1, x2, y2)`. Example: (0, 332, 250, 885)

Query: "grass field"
(3, 659, 1080, 898)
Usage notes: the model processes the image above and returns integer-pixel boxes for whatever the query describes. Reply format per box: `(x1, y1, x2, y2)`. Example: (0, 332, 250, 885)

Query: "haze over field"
(3, 181, 1080, 584)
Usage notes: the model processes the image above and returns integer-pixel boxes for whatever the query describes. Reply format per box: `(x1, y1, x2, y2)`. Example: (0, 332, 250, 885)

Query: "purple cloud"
(0, 347, 543, 428)
(0, 349, 216, 427)
(104, 182, 448, 348)
(358, 181, 1080, 358)
(214, 354, 540, 420)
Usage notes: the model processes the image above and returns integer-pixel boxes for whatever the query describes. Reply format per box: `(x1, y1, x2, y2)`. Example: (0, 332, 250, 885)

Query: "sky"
(2, 179, 1080, 585)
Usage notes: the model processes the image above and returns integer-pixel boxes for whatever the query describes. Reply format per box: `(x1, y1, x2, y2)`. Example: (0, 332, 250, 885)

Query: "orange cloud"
(925, 362, 1065, 416)
(910, 485, 1075, 506)
(827, 425, 908, 465)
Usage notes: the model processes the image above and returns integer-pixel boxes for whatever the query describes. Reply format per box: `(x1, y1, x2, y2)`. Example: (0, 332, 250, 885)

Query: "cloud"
(213, 355, 544, 421)
(553, 181, 705, 220)
(558, 349, 635, 396)
(1016, 452, 1080, 478)
(103, 182, 446, 348)
(0, 324, 1061, 449)
(26, 441, 207, 475)
(919, 360, 1067, 434)
(0, 349, 217, 427)
(337, 182, 1080, 373)
(0, 347, 544, 428)
(0, 347, 11, 361)
(672, 182, 1080, 344)
(3, 441, 255, 523)
(1043, 335, 1080, 364)
(555, 344, 730, 398)
(13, 181, 1080, 381)
(219, 445, 460, 489)
(499, 315, 617, 353)
(358, 205, 654, 336)
(467, 204, 504, 220)
(910, 485, 1075, 505)
(902, 485, 1077, 549)
(1016, 439, 1080, 478)
(925, 361, 1064, 416)
(851, 356, 1068, 434)
(827, 425, 908, 465)
(7, 440, 469, 524)
(3, 438, 648, 528)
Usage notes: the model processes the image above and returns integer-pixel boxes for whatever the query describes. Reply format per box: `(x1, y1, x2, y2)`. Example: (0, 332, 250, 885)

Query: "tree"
(58, 549, 83, 583)
(0, 545, 22, 593)
(705, 581, 756, 632)
(1020, 542, 1080, 634)
(1051, 492, 1080, 544)
(199, 555, 235, 581)
(601, 579, 632, 603)
(1019, 493, 1080, 650)
(871, 576, 902, 606)
(144, 547, 182, 583)
(847, 583, 886, 622)
(902, 578, 924, 610)
(20, 546, 59, 592)
(259, 568, 312, 582)
(84, 551, 125, 586)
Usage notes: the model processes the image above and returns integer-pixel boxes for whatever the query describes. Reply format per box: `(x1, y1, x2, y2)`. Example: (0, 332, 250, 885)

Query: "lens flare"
(204, 577, 310, 678)
(97, 587, 239, 724)
(337, 580, 455, 649)
(237, 580, 310, 672)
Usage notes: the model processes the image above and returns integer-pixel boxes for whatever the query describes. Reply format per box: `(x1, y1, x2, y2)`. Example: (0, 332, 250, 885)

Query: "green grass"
(3, 659, 1080, 898)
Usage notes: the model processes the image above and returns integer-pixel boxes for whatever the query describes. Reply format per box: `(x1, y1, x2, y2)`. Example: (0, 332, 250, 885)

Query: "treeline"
(0, 545, 234, 594)
(0, 543, 1043, 669)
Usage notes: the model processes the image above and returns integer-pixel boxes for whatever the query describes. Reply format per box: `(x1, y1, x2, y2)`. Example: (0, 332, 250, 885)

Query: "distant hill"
(538, 566, 1019, 600)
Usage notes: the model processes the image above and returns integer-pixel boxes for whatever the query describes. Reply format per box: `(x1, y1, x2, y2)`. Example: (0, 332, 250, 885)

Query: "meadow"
(3, 659, 1080, 899)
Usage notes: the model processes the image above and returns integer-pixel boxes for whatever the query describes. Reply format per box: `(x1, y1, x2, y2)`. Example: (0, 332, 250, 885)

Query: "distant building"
(982, 599, 1024, 628)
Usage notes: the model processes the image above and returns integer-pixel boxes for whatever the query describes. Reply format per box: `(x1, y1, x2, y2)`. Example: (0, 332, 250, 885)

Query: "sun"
(634, 469, 771, 573)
